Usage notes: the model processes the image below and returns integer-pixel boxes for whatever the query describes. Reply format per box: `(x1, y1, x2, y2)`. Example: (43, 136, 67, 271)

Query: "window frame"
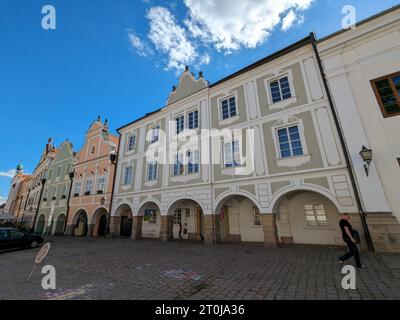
(84, 178, 93, 194)
(123, 166, 133, 186)
(147, 161, 158, 181)
(187, 109, 199, 130)
(276, 125, 304, 159)
(97, 175, 107, 191)
(126, 133, 136, 153)
(187, 149, 200, 174)
(370, 71, 400, 118)
(150, 125, 160, 144)
(304, 203, 329, 228)
(219, 94, 238, 121)
(223, 139, 242, 168)
(269, 75, 292, 103)
(175, 114, 185, 135)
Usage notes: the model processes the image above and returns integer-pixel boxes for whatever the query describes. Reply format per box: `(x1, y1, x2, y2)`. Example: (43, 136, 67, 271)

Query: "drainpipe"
(310, 32, 374, 252)
(106, 133, 121, 238)
(64, 170, 75, 235)
(31, 178, 47, 233)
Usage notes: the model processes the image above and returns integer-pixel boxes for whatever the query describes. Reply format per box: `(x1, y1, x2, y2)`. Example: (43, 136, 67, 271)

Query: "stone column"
(159, 215, 174, 242)
(88, 224, 95, 237)
(131, 216, 143, 240)
(109, 216, 120, 238)
(261, 214, 279, 247)
(66, 224, 74, 236)
(203, 214, 221, 244)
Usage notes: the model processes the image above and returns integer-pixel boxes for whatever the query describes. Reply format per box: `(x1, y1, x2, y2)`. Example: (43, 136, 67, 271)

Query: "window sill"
(276, 154, 311, 168)
(126, 149, 136, 155)
(145, 179, 158, 187)
(170, 172, 201, 183)
(218, 114, 240, 126)
(268, 96, 297, 110)
(121, 185, 132, 191)
(221, 165, 245, 175)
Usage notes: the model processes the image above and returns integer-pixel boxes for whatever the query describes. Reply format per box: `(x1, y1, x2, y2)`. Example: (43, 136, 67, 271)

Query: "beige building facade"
(111, 36, 366, 249)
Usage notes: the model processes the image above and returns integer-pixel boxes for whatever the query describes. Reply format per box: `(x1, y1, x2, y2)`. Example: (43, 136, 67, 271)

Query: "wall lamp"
(359, 145, 372, 177)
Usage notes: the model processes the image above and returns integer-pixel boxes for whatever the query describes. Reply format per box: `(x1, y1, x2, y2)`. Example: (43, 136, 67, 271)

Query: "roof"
(117, 35, 313, 132)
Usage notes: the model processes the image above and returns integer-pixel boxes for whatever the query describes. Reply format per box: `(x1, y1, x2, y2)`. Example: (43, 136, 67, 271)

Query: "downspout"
(106, 133, 121, 238)
(31, 178, 47, 233)
(310, 32, 374, 252)
(64, 170, 75, 235)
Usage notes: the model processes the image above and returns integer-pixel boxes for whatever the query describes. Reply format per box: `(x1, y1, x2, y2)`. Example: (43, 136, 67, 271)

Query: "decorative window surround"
(217, 92, 239, 124)
(271, 117, 310, 168)
(264, 70, 297, 110)
(126, 133, 137, 154)
(145, 161, 158, 187)
(170, 172, 201, 183)
(150, 125, 160, 144)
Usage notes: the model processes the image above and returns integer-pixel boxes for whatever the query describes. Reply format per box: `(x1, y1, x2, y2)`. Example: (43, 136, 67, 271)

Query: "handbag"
(353, 229, 361, 244)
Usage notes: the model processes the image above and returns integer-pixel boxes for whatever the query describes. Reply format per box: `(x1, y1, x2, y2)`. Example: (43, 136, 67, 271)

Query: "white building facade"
(318, 5, 400, 252)
(110, 35, 373, 249)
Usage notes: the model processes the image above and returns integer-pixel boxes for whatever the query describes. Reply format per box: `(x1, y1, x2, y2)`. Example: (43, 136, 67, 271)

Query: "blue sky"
(0, 0, 398, 203)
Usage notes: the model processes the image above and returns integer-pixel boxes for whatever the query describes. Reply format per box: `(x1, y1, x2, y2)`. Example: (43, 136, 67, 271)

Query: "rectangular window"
(253, 209, 261, 226)
(277, 125, 303, 158)
(148, 162, 158, 181)
(176, 115, 184, 134)
(174, 209, 182, 224)
(221, 96, 237, 120)
(224, 140, 241, 168)
(61, 185, 67, 198)
(123, 166, 133, 185)
(187, 150, 199, 174)
(305, 204, 328, 227)
(56, 166, 62, 177)
(127, 134, 136, 152)
(173, 154, 184, 176)
(98, 176, 106, 191)
(85, 179, 93, 194)
(74, 182, 82, 196)
(371, 72, 400, 117)
(188, 110, 199, 129)
(270, 76, 292, 103)
(151, 126, 160, 143)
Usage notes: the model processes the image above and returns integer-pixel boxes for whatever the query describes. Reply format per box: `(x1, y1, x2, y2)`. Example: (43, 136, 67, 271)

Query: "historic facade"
(110, 35, 366, 249)
(35, 140, 75, 235)
(66, 117, 119, 237)
(18, 138, 57, 230)
(318, 6, 400, 252)
(4, 164, 30, 219)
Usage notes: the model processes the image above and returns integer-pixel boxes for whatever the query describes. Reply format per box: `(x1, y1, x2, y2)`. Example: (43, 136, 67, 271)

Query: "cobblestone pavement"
(1, 237, 400, 300)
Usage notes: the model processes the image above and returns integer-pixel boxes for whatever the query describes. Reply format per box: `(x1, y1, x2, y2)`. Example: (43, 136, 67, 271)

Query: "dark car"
(0, 227, 44, 251)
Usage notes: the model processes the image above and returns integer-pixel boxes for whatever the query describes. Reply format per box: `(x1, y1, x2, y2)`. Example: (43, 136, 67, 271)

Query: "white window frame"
(304, 204, 329, 228)
(97, 175, 107, 192)
(123, 166, 133, 186)
(172, 153, 184, 177)
(276, 125, 304, 159)
(74, 181, 82, 196)
(175, 114, 185, 135)
(264, 70, 297, 110)
(223, 139, 242, 168)
(219, 94, 238, 122)
(147, 161, 158, 181)
(126, 133, 136, 153)
(150, 125, 160, 144)
(187, 109, 199, 130)
(85, 178, 93, 194)
(187, 149, 200, 174)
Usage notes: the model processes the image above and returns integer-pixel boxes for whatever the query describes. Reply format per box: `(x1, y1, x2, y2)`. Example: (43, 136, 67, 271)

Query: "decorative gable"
(167, 66, 209, 105)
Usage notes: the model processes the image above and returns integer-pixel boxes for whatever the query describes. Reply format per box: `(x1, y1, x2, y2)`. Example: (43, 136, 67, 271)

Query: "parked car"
(0, 228, 44, 251)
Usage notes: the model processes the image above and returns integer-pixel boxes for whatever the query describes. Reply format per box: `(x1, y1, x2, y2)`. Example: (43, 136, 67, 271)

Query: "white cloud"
(0, 196, 6, 205)
(146, 6, 199, 72)
(282, 10, 297, 31)
(0, 169, 16, 178)
(183, 0, 313, 52)
(127, 31, 153, 57)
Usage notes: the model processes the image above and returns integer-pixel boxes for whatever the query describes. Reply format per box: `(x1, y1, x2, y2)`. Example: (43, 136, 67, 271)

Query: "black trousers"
(339, 240, 362, 268)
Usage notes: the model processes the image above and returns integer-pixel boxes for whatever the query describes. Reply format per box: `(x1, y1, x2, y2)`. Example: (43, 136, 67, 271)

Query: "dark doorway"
(120, 216, 132, 237)
(98, 215, 107, 236)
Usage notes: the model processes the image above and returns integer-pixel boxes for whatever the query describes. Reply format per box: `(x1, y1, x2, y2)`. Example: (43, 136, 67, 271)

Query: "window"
(85, 178, 93, 194)
(277, 125, 303, 158)
(66, 164, 71, 176)
(148, 162, 158, 181)
(123, 166, 133, 185)
(270, 76, 292, 103)
(304, 204, 328, 227)
(56, 166, 62, 177)
(221, 96, 237, 120)
(151, 125, 160, 143)
(127, 134, 136, 152)
(48, 170, 52, 179)
(43, 189, 48, 201)
(224, 140, 241, 168)
(371, 72, 400, 117)
(188, 150, 199, 174)
(143, 209, 157, 223)
(74, 182, 82, 196)
(174, 209, 182, 224)
(61, 185, 67, 198)
(173, 154, 184, 176)
(98, 176, 106, 191)
(188, 110, 199, 129)
(176, 115, 184, 134)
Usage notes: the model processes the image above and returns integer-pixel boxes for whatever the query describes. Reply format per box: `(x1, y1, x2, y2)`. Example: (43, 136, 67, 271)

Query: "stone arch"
(90, 207, 109, 237)
(53, 213, 66, 235)
(137, 201, 162, 240)
(214, 192, 264, 243)
(112, 203, 133, 237)
(271, 188, 345, 245)
(166, 198, 206, 241)
(269, 185, 343, 214)
(71, 209, 88, 237)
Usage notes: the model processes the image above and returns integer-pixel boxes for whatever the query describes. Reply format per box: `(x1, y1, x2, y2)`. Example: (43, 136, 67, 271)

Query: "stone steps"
(367, 213, 400, 253)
